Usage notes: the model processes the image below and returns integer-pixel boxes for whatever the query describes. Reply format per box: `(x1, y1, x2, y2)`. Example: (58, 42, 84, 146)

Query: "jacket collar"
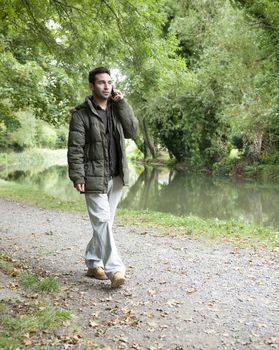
(86, 96, 115, 123)
(86, 96, 100, 118)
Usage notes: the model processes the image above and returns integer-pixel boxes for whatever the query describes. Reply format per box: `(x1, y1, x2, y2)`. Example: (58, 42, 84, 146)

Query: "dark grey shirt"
(92, 98, 119, 177)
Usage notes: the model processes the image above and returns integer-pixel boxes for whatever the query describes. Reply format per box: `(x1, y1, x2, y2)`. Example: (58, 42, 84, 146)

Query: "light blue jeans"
(84, 176, 125, 279)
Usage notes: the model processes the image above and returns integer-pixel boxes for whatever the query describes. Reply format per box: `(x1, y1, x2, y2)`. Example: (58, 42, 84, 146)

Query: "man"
(67, 67, 138, 288)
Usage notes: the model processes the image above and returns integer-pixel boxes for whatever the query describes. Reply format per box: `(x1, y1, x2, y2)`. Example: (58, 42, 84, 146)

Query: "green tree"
(0, 0, 174, 149)
(231, 0, 279, 161)
(145, 0, 279, 167)
(1, 0, 278, 170)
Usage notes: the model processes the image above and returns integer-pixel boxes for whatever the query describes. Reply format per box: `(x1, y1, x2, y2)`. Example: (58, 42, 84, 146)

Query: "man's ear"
(89, 82, 94, 92)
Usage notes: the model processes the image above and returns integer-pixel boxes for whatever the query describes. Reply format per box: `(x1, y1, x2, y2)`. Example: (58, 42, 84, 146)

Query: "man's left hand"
(111, 89, 124, 102)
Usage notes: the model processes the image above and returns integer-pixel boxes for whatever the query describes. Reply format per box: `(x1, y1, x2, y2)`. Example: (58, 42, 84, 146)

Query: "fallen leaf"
(72, 334, 82, 344)
(107, 318, 119, 326)
(204, 329, 216, 335)
(11, 268, 20, 277)
(21, 334, 32, 346)
(100, 297, 112, 302)
(186, 287, 197, 294)
(89, 320, 99, 328)
(265, 337, 279, 345)
(119, 336, 129, 343)
(148, 289, 157, 296)
(160, 324, 169, 329)
(147, 321, 157, 328)
(7, 282, 19, 290)
(167, 299, 184, 307)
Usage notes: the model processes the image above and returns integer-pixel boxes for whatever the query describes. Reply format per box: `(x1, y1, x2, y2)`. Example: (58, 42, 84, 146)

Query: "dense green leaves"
(1, 0, 279, 170)
(0, 0, 167, 114)
(138, 0, 279, 167)
(0, 0, 170, 148)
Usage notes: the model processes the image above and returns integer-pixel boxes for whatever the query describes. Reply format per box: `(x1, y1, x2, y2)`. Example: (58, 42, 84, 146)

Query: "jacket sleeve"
(113, 99, 139, 139)
(67, 111, 86, 185)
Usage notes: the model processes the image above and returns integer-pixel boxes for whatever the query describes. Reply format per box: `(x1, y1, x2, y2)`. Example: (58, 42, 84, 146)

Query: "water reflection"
(1, 158, 279, 228)
(121, 166, 279, 228)
(1, 164, 83, 202)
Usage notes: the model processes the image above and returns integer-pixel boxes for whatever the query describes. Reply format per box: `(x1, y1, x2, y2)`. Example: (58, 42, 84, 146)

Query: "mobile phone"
(111, 87, 116, 97)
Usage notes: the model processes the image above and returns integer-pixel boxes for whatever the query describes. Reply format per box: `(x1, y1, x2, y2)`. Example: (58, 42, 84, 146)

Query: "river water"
(1, 150, 279, 229)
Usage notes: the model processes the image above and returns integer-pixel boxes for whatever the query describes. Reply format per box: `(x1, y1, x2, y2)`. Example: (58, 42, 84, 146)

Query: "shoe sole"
(90, 275, 109, 280)
(111, 277, 125, 288)
(85, 272, 108, 280)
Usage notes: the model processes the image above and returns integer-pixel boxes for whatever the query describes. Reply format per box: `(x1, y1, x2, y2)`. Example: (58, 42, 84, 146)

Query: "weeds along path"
(0, 198, 279, 350)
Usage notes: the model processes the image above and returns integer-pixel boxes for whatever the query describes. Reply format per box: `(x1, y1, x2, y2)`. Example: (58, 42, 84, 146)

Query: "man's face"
(90, 73, 112, 100)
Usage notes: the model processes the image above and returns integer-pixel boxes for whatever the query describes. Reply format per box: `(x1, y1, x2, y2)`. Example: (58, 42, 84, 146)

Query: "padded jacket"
(67, 96, 138, 193)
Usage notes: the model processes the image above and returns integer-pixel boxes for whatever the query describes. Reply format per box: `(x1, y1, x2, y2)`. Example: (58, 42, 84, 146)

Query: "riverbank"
(0, 179, 278, 248)
(136, 157, 279, 180)
(0, 149, 67, 174)
(2, 148, 279, 180)
(1, 198, 279, 350)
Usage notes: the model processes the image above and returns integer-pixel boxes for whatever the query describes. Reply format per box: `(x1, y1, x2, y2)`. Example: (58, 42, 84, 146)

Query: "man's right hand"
(74, 183, 85, 193)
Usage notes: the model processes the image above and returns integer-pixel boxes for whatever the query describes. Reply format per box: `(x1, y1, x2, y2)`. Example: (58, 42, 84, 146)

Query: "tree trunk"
(142, 118, 157, 159)
(252, 131, 263, 154)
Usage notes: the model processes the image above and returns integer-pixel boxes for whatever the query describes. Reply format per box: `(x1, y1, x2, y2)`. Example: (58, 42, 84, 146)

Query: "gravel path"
(1, 198, 279, 350)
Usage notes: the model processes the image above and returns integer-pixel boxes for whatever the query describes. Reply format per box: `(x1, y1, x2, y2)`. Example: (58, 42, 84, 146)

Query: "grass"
(0, 180, 85, 212)
(117, 208, 279, 248)
(0, 335, 21, 349)
(19, 273, 60, 293)
(0, 254, 73, 349)
(0, 253, 106, 350)
(0, 254, 60, 294)
(0, 256, 15, 274)
(0, 300, 73, 347)
(1, 303, 72, 332)
(1, 179, 279, 248)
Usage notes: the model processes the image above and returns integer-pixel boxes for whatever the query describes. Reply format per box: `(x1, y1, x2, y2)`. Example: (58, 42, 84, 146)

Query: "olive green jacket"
(67, 96, 138, 193)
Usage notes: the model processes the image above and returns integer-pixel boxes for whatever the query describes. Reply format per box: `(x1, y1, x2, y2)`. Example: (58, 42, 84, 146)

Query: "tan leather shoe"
(86, 267, 108, 280)
(110, 272, 125, 288)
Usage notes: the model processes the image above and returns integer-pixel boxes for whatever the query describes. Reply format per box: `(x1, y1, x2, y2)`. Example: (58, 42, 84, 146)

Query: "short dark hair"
(88, 67, 111, 84)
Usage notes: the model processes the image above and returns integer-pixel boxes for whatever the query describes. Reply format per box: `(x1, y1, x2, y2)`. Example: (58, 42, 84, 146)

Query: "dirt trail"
(1, 198, 279, 350)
